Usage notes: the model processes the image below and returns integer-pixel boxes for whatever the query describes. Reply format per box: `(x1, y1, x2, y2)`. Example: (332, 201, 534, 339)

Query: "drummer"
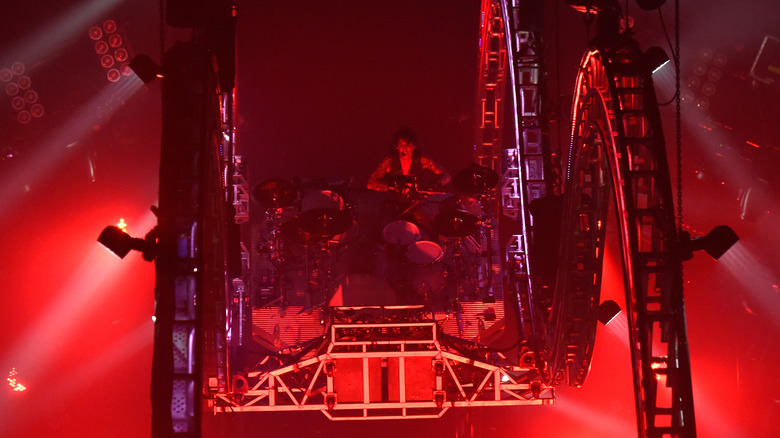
(367, 128, 451, 195)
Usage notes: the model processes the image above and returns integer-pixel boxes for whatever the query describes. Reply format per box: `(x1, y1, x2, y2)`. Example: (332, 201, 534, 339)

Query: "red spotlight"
(88, 25, 103, 40)
(119, 63, 132, 76)
(115, 48, 128, 62)
(95, 40, 109, 54)
(5, 82, 19, 96)
(10, 62, 24, 76)
(102, 19, 117, 33)
(11, 96, 25, 110)
(7, 368, 28, 392)
(108, 33, 123, 48)
(101, 55, 115, 68)
(17, 111, 31, 124)
(30, 104, 44, 118)
(0, 68, 12, 82)
(107, 69, 121, 82)
(17, 76, 30, 90)
(24, 90, 37, 103)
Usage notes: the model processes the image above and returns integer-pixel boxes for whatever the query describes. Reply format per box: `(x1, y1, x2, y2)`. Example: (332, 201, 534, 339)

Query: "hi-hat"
(432, 210, 480, 237)
(252, 178, 298, 209)
(451, 164, 499, 195)
(297, 208, 353, 237)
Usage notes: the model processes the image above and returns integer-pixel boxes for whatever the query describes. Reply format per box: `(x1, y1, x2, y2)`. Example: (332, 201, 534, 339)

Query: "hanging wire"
(674, 0, 683, 232)
(656, 7, 679, 106)
(159, 0, 165, 62)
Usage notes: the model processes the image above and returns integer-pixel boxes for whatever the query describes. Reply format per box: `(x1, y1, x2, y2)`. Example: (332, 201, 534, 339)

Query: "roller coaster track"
(548, 36, 697, 437)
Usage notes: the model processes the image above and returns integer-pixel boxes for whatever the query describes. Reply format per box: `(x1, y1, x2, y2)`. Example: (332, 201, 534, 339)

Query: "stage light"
(90, 19, 132, 83)
(106, 69, 121, 82)
(17, 111, 31, 124)
(680, 225, 739, 261)
(102, 19, 117, 34)
(129, 54, 163, 83)
(114, 48, 128, 62)
(598, 300, 621, 325)
(2, 62, 45, 124)
(17, 75, 31, 89)
(0, 69, 12, 82)
(97, 224, 157, 261)
(10, 62, 24, 76)
(5, 83, 18, 96)
(95, 40, 109, 54)
(101, 54, 115, 68)
(108, 33, 123, 48)
(643, 46, 670, 74)
(7, 368, 27, 392)
(88, 25, 103, 40)
(30, 104, 44, 118)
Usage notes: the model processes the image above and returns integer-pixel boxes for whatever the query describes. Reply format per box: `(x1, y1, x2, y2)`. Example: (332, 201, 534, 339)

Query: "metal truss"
(498, 0, 548, 347)
(154, 42, 230, 438)
(231, 155, 249, 224)
(564, 36, 696, 437)
(212, 319, 553, 419)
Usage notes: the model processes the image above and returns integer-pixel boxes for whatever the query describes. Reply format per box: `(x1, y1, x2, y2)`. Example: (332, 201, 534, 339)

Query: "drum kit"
(251, 164, 499, 311)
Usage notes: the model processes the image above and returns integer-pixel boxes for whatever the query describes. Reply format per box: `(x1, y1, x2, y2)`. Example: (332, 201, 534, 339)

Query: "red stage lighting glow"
(11, 96, 24, 111)
(101, 54, 115, 68)
(23, 90, 37, 103)
(16, 75, 31, 89)
(7, 368, 27, 392)
(6, 83, 19, 96)
(102, 19, 117, 33)
(114, 48, 128, 62)
(107, 69, 121, 82)
(30, 103, 44, 118)
(17, 111, 31, 124)
(10, 62, 24, 76)
(95, 40, 109, 54)
(88, 25, 103, 40)
(0, 68, 12, 82)
(108, 33, 123, 48)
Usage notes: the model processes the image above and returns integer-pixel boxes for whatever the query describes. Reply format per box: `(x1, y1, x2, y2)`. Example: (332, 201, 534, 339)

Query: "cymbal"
(252, 178, 298, 209)
(279, 217, 322, 246)
(297, 208, 353, 237)
(432, 209, 480, 237)
(452, 164, 499, 195)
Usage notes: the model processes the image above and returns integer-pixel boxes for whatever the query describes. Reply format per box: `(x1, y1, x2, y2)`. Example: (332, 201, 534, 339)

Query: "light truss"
(212, 318, 553, 419)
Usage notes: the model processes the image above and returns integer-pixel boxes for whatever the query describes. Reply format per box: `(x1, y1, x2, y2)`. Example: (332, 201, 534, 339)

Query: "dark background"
(1, 1, 778, 437)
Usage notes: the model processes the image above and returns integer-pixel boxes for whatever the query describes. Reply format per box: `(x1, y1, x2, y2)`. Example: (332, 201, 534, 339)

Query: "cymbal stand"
(476, 194, 496, 302)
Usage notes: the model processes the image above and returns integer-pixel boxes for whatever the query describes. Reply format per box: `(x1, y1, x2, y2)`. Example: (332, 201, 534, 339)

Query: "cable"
(674, 0, 683, 232)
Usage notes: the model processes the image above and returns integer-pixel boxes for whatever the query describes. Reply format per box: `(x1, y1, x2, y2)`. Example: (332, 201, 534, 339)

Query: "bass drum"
(404, 240, 445, 302)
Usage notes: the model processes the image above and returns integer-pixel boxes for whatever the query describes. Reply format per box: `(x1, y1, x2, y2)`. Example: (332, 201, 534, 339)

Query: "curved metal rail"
(548, 35, 696, 437)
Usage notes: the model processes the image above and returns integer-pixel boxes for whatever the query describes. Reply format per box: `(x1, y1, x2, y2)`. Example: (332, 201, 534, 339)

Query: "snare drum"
(404, 240, 445, 299)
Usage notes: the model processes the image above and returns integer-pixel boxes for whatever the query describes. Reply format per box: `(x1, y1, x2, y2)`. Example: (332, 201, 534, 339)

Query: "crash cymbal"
(451, 164, 499, 195)
(252, 178, 298, 209)
(297, 208, 353, 237)
(432, 209, 480, 237)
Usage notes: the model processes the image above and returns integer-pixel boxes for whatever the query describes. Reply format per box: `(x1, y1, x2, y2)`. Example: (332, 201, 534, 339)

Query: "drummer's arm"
(367, 158, 392, 191)
(421, 157, 451, 187)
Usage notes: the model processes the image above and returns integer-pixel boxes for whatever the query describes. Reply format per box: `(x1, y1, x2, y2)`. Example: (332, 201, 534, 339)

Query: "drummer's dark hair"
(392, 127, 418, 146)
